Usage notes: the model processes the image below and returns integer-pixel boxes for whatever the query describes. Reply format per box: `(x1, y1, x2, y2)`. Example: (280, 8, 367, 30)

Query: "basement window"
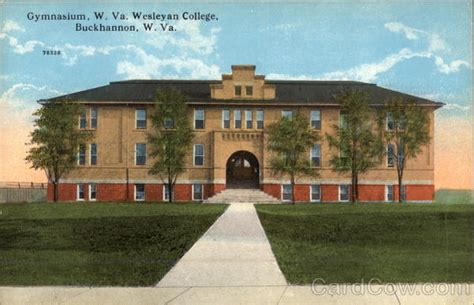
(386, 185, 393, 202)
(193, 184, 203, 201)
(339, 185, 349, 202)
(282, 184, 292, 201)
(310, 185, 321, 202)
(134, 184, 145, 201)
(77, 184, 85, 201)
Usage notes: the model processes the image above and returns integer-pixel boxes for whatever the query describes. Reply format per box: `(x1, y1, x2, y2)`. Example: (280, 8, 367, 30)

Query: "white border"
(134, 184, 145, 201)
(89, 143, 97, 166)
(193, 144, 204, 166)
(77, 144, 86, 166)
(76, 184, 85, 201)
(222, 109, 230, 129)
(192, 184, 203, 201)
(339, 184, 349, 202)
(135, 143, 146, 166)
(194, 108, 205, 129)
(385, 185, 393, 202)
(310, 109, 321, 129)
(135, 108, 146, 129)
(310, 184, 321, 202)
(90, 107, 97, 129)
(89, 183, 97, 201)
(310, 143, 321, 167)
(281, 184, 292, 202)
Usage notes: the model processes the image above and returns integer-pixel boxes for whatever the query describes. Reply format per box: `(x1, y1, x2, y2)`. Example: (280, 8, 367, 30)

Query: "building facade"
(42, 65, 442, 202)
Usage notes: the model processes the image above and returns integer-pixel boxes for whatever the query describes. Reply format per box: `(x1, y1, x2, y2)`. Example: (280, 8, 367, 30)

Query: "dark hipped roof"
(39, 79, 443, 107)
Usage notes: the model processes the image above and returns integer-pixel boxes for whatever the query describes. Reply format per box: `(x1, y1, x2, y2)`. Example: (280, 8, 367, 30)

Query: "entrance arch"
(226, 151, 259, 189)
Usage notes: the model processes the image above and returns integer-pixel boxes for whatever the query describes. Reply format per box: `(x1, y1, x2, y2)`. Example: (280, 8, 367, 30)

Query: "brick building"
(41, 65, 442, 202)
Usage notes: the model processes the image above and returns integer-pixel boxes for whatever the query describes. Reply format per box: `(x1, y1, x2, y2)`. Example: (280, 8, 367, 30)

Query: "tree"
(326, 90, 383, 203)
(148, 88, 194, 203)
(26, 100, 93, 202)
(378, 97, 430, 203)
(266, 113, 321, 204)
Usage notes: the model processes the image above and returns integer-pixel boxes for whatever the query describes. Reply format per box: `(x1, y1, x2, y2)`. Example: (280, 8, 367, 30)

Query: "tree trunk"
(350, 172, 357, 204)
(168, 180, 173, 203)
(355, 174, 359, 203)
(291, 176, 295, 205)
(53, 179, 59, 202)
(398, 170, 403, 203)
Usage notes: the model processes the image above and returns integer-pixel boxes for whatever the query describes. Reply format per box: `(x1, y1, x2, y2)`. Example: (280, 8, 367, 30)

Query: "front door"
(226, 151, 259, 189)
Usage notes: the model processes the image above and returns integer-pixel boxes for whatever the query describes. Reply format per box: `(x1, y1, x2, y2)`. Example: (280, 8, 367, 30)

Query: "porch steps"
(204, 188, 280, 204)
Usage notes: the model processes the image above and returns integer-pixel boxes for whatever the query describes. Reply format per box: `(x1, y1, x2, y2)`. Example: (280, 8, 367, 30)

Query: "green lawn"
(0, 202, 227, 286)
(256, 203, 474, 284)
(435, 189, 473, 204)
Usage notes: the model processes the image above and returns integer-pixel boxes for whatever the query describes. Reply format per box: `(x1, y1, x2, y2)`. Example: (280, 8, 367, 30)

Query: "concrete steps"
(205, 188, 280, 204)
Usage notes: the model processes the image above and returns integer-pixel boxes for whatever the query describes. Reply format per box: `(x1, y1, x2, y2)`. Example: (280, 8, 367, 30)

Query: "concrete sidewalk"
(1, 285, 472, 305)
(157, 203, 287, 287)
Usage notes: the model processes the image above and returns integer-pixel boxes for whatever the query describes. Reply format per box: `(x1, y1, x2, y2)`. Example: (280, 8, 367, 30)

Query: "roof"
(38, 79, 444, 107)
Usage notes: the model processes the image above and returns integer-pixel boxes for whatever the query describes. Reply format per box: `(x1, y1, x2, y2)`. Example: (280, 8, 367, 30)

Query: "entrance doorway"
(226, 151, 259, 189)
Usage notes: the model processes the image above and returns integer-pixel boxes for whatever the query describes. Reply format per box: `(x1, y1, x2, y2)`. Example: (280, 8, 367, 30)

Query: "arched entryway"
(226, 151, 259, 189)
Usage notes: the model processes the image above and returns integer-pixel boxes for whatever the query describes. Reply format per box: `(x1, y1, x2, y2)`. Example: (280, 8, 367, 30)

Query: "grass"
(0, 202, 227, 286)
(255, 203, 474, 284)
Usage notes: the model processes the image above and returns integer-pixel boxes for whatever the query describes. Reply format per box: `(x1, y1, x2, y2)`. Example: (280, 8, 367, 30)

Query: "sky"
(0, 1, 472, 190)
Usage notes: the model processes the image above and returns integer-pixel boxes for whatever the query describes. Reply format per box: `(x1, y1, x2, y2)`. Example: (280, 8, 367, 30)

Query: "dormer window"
(246, 86, 253, 96)
(234, 86, 242, 96)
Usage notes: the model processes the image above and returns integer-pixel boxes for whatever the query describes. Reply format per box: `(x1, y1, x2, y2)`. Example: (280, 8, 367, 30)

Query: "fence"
(0, 182, 47, 203)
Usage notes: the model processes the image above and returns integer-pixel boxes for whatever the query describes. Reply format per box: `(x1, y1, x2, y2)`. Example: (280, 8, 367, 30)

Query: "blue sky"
(0, 1, 472, 122)
(0, 1, 472, 187)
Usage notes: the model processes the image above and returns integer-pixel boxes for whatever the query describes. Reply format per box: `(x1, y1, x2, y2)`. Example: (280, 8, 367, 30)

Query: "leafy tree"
(26, 100, 93, 202)
(326, 90, 383, 203)
(148, 88, 194, 203)
(266, 113, 321, 204)
(377, 97, 430, 203)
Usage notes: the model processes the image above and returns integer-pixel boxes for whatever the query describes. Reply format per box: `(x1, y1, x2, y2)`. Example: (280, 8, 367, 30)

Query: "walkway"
(157, 203, 287, 287)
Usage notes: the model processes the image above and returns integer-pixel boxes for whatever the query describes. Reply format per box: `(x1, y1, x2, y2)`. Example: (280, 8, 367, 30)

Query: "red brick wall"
(262, 184, 281, 200)
(406, 184, 434, 201)
(358, 185, 385, 201)
(322, 184, 339, 202)
(48, 182, 434, 202)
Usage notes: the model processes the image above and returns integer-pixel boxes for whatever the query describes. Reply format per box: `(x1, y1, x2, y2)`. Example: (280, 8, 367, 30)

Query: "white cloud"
(322, 48, 431, 82)
(8, 36, 44, 54)
(266, 73, 317, 80)
(384, 22, 421, 40)
(434, 56, 470, 74)
(2, 20, 25, 33)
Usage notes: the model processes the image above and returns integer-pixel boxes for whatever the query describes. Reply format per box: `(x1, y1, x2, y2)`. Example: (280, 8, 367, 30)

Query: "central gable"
(210, 65, 276, 100)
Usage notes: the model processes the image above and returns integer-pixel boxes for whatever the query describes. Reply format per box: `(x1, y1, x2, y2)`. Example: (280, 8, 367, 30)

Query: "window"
(164, 118, 174, 129)
(77, 184, 85, 201)
(386, 112, 394, 130)
(222, 109, 230, 128)
(386, 185, 393, 202)
(256, 109, 264, 129)
(282, 184, 292, 201)
(194, 144, 204, 166)
(339, 112, 347, 128)
(339, 185, 349, 201)
(79, 112, 86, 129)
(89, 183, 97, 201)
(311, 144, 321, 167)
(136, 108, 147, 129)
(387, 144, 395, 167)
(234, 110, 242, 128)
(90, 143, 97, 165)
(193, 184, 203, 201)
(163, 185, 173, 201)
(245, 86, 253, 96)
(245, 110, 253, 129)
(235, 85, 242, 96)
(311, 185, 321, 202)
(78, 144, 86, 165)
(282, 110, 293, 119)
(135, 143, 146, 165)
(194, 109, 205, 129)
(400, 185, 406, 201)
(135, 184, 145, 201)
(90, 108, 97, 129)
(311, 109, 321, 129)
